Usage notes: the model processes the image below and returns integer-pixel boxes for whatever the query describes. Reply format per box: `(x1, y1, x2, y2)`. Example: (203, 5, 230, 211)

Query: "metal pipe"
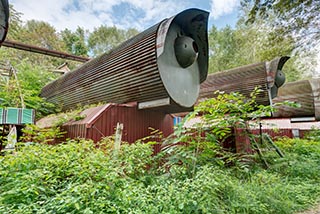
(2, 40, 90, 63)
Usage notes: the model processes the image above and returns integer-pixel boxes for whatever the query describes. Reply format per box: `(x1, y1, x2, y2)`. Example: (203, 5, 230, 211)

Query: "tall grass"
(0, 137, 319, 213)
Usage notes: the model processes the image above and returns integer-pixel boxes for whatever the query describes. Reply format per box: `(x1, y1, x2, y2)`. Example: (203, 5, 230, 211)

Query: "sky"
(10, 0, 240, 32)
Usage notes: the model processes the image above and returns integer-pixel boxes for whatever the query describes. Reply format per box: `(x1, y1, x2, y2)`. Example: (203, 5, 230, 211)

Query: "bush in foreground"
(0, 137, 319, 213)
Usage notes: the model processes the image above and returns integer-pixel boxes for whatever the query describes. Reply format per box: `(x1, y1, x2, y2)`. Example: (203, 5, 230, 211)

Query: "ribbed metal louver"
(199, 56, 289, 106)
(41, 9, 209, 113)
(273, 79, 320, 120)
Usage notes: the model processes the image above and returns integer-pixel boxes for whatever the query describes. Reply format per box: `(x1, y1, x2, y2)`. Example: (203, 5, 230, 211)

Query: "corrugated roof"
(37, 103, 135, 128)
(64, 104, 111, 127)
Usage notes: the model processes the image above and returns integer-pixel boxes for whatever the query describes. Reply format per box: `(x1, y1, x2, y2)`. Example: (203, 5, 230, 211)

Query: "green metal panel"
(0, 108, 35, 125)
(22, 109, 34, 124)
(0, 108, 4, 124)
(6, 108, 19, 124)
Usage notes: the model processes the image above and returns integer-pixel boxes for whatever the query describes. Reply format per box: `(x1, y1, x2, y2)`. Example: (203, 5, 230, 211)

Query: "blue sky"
(10, 0, 240, 32)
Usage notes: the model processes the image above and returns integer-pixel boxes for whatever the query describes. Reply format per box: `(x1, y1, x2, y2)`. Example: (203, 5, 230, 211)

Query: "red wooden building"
(37, 103, 174, 146)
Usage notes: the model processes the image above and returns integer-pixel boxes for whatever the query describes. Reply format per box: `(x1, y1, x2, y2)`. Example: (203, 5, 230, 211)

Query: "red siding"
(234, 128, 252, 153)
(234, 128, 295, 153)
(60, 104, 173, 145)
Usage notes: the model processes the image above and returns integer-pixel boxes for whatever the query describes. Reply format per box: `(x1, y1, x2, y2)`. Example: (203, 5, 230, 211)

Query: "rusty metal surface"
(40, 9, 209, 113)
(199, 62, 270, 105)
(272, 78, 320, 120)
(2, 40, 90, 62)
(199, 57, 289, 105)
(41, 24, 168, 109)
(266, 56, 290, 98)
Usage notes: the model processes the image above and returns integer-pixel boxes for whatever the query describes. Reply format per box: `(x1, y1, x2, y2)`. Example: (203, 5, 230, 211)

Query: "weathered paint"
(37, 103, 174, 145)
(273, 78, 320, 120)
(40, 9, 209, 113)
(199, 57, 289, 106)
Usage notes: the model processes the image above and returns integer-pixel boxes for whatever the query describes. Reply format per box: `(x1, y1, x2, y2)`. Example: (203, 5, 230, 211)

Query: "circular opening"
(174, 36, 198, 68)
(192, 41, 198, 53)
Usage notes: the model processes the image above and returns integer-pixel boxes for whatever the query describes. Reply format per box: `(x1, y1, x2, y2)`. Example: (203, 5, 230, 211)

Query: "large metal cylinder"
(273, 79, 320, 120)
(40, 8, 209, 112)
(199, 56, 289, 105)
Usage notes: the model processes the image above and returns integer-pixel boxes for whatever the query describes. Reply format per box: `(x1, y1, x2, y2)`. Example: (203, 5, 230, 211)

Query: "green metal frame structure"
(0, 108, 35, 125)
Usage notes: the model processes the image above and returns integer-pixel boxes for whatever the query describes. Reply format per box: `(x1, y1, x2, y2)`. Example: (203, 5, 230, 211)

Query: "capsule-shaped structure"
(273, 79, 320, 120)
(0, 0, 9, 45)
(199, 56, 290, 105)
(40, 8, 209, 113)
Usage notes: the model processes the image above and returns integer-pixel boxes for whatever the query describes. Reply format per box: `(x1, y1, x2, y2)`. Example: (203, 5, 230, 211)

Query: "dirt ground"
(298, 203, 320, 214)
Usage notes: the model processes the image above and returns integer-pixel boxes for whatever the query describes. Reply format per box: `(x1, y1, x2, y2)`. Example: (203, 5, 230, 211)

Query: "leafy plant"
(20, 124, 66, 144)
(160, 88, 274, 178)
(303, 127, 320, 142)
(1, 138, 319, 213)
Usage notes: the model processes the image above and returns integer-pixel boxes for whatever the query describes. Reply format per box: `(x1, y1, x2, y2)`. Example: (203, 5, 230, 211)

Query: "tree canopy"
(0, 3, 319, 116)
(208, 0, 319, 80)
(88, 26, 138, 57)
(240, 0, 319, 78)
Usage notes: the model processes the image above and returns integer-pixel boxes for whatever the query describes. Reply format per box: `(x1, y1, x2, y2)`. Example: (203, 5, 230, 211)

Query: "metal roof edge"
(86, 103, 138, 128)
(86, 104, 112, 127)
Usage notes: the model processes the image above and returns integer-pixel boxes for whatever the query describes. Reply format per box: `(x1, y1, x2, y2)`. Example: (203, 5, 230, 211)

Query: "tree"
(207, 23, 300, 81)
(2, 16, 68, 67)
(12, 20, 66, 59)
(88, 26, 138, 57)
(208, 25, 241, 73)
(208, 8, 307, 81)
(5, 5, 23, 41)
(60, 27, 89, 57)
(0, 61, 58, 118)
(236, 16, 302, 81)
(243, 0, 319, 40)
(241, 0, 320, 78)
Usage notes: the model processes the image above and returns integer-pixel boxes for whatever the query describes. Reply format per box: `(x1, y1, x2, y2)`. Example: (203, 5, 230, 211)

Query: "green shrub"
(1, 137, 320, 213)
(1, 90, 320, 213)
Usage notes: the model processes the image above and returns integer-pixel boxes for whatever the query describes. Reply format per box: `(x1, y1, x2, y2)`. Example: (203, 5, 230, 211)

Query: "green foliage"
(88, 26, 139, 57)
(303, 127, 320, 142)
(0, 137, 319, 213)
(194, 89, 272, 127)
(6, 18, 67, 66)
(61, 27, 89, 57)
(243, 0, 319, 37)
(6, 5, 24, 41)
(208, 0, 319, 80)
(0, 61, 58, 118)
(158, 89, 273, 180)
(207, 22, 302, 80)
(240, 0, 319, 79)
(208, 25, 241, 73)
(21, 124, 65, 144)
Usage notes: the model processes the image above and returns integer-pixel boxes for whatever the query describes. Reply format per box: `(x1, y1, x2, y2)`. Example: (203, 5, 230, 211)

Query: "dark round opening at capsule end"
(174, 36, 198, 68)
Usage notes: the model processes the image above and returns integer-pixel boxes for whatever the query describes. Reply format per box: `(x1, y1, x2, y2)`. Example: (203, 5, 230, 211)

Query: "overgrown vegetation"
(0, 3, 319, 213)
(1, 2, 318, 118)
(0, 137, 319, 213)
(0, 60, 58, 118)
(1, 91, 320, 213)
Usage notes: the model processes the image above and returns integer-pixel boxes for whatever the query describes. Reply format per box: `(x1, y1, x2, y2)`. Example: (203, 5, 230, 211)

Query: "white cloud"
(210, 0, 239, 19)
(10, 0, 186, 32)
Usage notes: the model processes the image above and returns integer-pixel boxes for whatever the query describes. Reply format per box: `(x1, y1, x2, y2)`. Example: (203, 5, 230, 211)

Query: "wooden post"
(114, 123, 123, 154)
(11, 65, 25, 108)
